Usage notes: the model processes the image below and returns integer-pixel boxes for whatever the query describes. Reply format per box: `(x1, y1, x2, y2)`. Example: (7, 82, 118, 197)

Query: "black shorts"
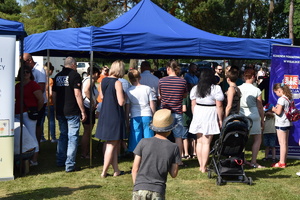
(82, 106, 96, 125)
(36, 104, 46, 126)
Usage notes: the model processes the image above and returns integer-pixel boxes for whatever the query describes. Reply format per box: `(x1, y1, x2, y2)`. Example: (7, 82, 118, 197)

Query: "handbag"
(27, 107, 39, 120)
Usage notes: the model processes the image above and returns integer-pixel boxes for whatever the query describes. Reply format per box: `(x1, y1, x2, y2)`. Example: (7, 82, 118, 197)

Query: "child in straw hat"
(132, 109, 181, 200)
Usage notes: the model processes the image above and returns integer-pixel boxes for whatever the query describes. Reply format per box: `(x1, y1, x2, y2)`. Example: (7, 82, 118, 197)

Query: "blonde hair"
(109, 60, 125, 78)
(273, 83, 293, 100)
(128, 69, 140, 84)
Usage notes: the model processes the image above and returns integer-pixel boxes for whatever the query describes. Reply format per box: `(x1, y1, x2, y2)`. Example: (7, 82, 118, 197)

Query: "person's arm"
(74, 88, 87, 122)
(169, 163, 179, 178)
(150, 100, 156, 115)
(257, 95, 264, 129)
(132, 154, 142, 184)
(33, 90, 44, 111)
(125, 103, 130, 133)
(38, 82, 46, 93)
(272, 104, 283, 116)
(182, 104, 187, 113)
(98, 83, 103, 101)
(191, 99, 196, 114)
(224, 86, 235, 118)
(115, 80, 125, 106)
(216, 100, 224, 128)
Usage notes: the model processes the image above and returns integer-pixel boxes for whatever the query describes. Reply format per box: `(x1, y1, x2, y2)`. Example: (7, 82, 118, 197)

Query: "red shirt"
(15, 80, 41, 114)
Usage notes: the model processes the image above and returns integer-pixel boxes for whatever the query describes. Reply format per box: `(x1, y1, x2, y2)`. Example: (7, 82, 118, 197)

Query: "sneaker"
(51, 139, 58, 143)
(30, 160, 38, 166)
(40, 138, 47, 142)
(296, 171, 300, 176)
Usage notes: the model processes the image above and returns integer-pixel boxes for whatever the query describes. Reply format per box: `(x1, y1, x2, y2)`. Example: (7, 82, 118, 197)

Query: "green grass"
(1, 123, 300, 200)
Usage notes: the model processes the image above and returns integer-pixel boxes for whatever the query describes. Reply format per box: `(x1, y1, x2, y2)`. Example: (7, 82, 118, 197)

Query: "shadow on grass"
(1, 185, 101, 200)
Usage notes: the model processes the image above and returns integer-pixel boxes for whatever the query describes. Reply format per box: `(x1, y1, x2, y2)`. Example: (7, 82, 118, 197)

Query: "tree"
(289, 0, 294, 44)
(0, 0, 21, 21)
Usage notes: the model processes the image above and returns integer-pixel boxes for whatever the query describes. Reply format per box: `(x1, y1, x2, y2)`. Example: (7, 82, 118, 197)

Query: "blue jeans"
(56, 115, 80, 171)
(41, 105, 56, 140)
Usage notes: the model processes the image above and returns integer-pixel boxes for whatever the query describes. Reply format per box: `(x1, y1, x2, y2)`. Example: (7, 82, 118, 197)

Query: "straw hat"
(149, 109, 177, 132)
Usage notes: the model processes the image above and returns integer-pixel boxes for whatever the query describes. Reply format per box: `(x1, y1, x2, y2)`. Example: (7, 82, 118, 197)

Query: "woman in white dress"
(238, 68, 265, 168)
(189, 68, 224, 173)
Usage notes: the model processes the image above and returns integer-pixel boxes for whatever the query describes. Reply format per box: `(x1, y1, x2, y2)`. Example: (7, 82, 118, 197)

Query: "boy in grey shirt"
(132, 109, 181, 200)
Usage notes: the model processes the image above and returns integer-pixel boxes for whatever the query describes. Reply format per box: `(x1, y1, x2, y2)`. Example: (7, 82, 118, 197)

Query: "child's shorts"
(263, 133, 276, 147)
(133, 190, 165, 200)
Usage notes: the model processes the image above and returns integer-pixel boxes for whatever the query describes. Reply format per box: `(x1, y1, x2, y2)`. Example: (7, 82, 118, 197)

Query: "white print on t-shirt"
(56, 76, 69, 86)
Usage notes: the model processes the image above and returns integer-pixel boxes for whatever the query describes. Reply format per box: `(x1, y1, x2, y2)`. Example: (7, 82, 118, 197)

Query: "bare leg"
(81, 124, 94, 157)
(251, 134, 262, 165)
(277, 130, 289, 163)
(265, 146, 270, 159)
(175, 137, 183, 164)
(182, 139, 189, 157)
(101, 140, 119, 177)
(271, 147, 276, 160)
(199, 135, 213, 173)
(196, 133, 203, 170)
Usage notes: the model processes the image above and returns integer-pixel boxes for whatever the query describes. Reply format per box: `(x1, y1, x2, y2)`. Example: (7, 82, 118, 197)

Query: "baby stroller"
(208, 114, 253, 185)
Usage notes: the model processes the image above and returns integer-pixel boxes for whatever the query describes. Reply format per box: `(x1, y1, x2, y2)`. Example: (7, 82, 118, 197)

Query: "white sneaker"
(30, 160, 38, 166)
(296, 171, 300, 176)
(40, 138, 47, 142)
(51, 139, 58, 143)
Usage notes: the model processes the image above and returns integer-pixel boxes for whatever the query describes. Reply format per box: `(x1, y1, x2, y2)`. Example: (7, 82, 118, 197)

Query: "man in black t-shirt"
(52, 57, 86, 172)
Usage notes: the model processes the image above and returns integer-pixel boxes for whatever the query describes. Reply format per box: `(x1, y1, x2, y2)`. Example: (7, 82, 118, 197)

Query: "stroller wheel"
(216, 176, 223, 186)
(248, 177, 253, 185)
(207, 170, 212, 179)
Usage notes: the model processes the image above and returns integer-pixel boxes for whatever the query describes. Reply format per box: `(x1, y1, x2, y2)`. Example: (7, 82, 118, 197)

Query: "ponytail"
(273, 83, 293, 100)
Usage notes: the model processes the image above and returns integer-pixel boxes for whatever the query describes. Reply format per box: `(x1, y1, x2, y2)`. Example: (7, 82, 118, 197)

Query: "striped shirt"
(159, 76, 187, 114)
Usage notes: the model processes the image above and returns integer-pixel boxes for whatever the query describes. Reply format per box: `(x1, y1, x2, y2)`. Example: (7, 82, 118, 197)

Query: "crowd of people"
(14, 55, 299, 199)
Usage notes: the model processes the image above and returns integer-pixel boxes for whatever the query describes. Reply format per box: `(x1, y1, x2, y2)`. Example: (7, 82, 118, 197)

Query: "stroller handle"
(222, 114, 253, 130)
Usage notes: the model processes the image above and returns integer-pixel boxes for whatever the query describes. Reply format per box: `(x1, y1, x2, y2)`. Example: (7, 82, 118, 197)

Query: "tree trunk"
(266, 0, 274, 38)
(153, 59, 159, 71)
(245, 3, 255, 38)
(289, 0, 294, 45)
(129, 59, 138, 70)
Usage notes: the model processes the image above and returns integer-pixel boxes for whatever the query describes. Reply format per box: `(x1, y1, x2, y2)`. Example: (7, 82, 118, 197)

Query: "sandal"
(271, 162, 286, 168)
(182, 155, 191, 159)
(250, 163, 265, 168)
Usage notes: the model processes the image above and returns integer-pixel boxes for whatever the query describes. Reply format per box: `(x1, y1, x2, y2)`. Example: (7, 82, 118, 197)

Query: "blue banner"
(270, 45, 300, 158)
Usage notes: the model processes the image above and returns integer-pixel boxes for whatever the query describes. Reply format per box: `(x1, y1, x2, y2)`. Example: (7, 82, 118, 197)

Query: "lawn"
(1, 124, 300, 200)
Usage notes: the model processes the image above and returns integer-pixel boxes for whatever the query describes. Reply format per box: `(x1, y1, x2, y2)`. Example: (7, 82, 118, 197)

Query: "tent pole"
(19, 36, 24, 177)
(47, 49, 50, 141)
(89, 51, 94, 167)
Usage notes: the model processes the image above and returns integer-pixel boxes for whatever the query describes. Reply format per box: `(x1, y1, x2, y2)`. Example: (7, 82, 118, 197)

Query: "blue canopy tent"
(24, 26, 94, 57)
(24, 0, 291, 59)
(92, 0, 291, 59)
(0, 18, 26, 38)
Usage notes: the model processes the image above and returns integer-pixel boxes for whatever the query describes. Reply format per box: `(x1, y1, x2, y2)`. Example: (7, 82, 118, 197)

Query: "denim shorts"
(275, 126, 290, 131)
(171, 113, 184, 138)
(263, 133, 276, 147)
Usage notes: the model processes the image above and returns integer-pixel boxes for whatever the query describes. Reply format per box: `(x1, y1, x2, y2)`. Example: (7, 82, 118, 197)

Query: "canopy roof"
(24, 0, 291, 59)
(0, 18, 26, 37)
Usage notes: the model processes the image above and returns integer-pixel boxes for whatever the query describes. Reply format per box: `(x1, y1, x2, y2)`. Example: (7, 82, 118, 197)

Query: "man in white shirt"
(140, 61, 159, 106)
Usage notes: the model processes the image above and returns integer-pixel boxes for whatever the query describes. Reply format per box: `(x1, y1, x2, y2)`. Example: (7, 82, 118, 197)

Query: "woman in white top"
(125, 69, 156, 152)
(271, 83, 292, 168)
(189, 68, 224, 173)
(81, 66, 100, 159)
(238, 68, 264, 168)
